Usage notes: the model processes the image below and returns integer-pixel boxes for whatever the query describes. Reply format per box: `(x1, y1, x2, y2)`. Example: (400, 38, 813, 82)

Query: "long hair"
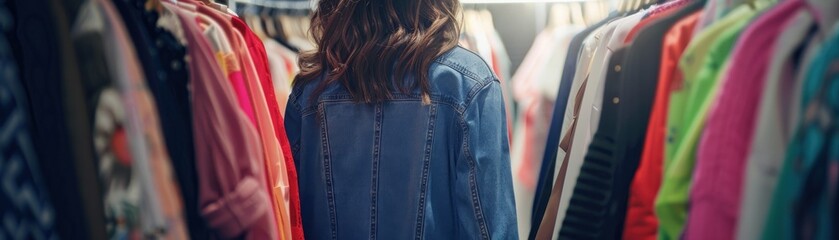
(295, 0, 462, 103)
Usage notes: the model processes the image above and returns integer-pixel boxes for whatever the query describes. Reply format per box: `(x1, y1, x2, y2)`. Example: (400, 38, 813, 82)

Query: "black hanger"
(272, 10, 301, 53)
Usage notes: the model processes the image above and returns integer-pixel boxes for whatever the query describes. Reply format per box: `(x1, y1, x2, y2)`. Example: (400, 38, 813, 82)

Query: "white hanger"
(590, 1, 606, 23)
(480, 9, 496, 32)
(570, 3, 585, 26)
(578, 1, 594, 24)
(616, 0, 626, 14)
(548, 4, 571, 28)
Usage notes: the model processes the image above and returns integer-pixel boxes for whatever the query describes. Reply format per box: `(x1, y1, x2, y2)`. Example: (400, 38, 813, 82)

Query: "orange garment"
(233, 17, 305, 240)
(197, 5, 292, 240)
(191, 3, 257, 125)
(169, 2, 279, 238)
(229, 18, 293, 240)
(622, 11, 701, 240)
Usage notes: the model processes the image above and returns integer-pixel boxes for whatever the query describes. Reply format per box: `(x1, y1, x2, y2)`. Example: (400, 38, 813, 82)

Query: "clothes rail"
(461, 0, 605, 4)
(229, 0, 312, 12)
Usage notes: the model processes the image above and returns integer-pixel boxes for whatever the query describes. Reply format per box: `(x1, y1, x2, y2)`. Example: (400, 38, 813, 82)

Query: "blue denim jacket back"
(285, 46, 518, 240)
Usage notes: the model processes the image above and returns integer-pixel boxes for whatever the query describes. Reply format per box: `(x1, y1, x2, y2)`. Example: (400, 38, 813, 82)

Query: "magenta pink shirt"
(228, 63, 256, 124)
(687, 1, 804, 239)
(167, 3, 278, 239)
(196, 5, 261, 126)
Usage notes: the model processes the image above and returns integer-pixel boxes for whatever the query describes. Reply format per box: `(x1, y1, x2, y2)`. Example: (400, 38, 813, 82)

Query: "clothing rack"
(461, 0, 605, 4)
(228, 0, 312, 13)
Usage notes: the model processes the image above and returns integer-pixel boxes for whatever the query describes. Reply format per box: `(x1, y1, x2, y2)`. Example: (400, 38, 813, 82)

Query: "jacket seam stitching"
(318, 103, 339, 240)
(414, 103, 437, 240)
(369, 103, 383, 240)
(433, 59, 483, 84)
(433, 46, 497, 85)
(457, 110, 491, 240)
(454, 45, 498, 77)
(464, 78, 498, 112)
(289, 86, 304, 112)
(301, 96, 464, 117)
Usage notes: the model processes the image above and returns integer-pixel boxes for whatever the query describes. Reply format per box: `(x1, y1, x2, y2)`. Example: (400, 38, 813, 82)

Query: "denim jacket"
(284, 46, 518, 239)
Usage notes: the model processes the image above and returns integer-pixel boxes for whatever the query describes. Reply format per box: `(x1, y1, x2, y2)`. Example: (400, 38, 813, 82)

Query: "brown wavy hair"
(294, 0, 462, 103)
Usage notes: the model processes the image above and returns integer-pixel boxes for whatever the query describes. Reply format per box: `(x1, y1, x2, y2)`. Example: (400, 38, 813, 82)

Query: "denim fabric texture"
(285, 46, 518, 240)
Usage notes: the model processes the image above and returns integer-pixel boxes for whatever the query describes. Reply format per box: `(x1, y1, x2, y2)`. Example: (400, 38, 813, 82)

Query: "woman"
(285, 0, 518, 239)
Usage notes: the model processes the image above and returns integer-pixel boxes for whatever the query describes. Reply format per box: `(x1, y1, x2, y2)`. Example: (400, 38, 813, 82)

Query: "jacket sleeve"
(459, 80, 518, 240)
(284, 90, 303, 168)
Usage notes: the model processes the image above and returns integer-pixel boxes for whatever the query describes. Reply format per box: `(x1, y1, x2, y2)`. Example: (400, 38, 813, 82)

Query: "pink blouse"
(166, 2, 278, 239)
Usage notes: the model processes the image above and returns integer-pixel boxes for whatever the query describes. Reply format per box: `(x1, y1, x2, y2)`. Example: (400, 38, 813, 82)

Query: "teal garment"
(762, 24, 839, 240)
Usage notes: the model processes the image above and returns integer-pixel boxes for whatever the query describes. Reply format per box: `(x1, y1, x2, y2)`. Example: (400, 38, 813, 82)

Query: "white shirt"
(553, 9, 646, 236)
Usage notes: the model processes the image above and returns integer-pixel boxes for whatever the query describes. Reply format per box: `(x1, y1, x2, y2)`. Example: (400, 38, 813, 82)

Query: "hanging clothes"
(531, 0, 839, 239)
(538, 7, 645, 238)
(91, 0, 190, 237)
(164, 1, 281, 239)
(697, 1, 839, 239)
(233, 15, 305, 240)
(530, 14, 617, 239)
(558, 1, 704, 239)
(73, 2, 145, 237)
(622, 11, 701, 240)
(110, 0, 209, 237)
(539, 4, 659, 237)
(10, 0, 839, 239)
(654, 2, 767, 239)
(540, 21, 606, 234)
(689, 0, 813, 239)
(508, 14, 584, 238)
(761, 22, 839, 240)
(510, 21, 582, 188)
(736, 11, 817, 239)
(6, 0, 107, 238)
(7, 0, 310, 238)
(738, 1, 839, 237)
(0, 18, 59, 239)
